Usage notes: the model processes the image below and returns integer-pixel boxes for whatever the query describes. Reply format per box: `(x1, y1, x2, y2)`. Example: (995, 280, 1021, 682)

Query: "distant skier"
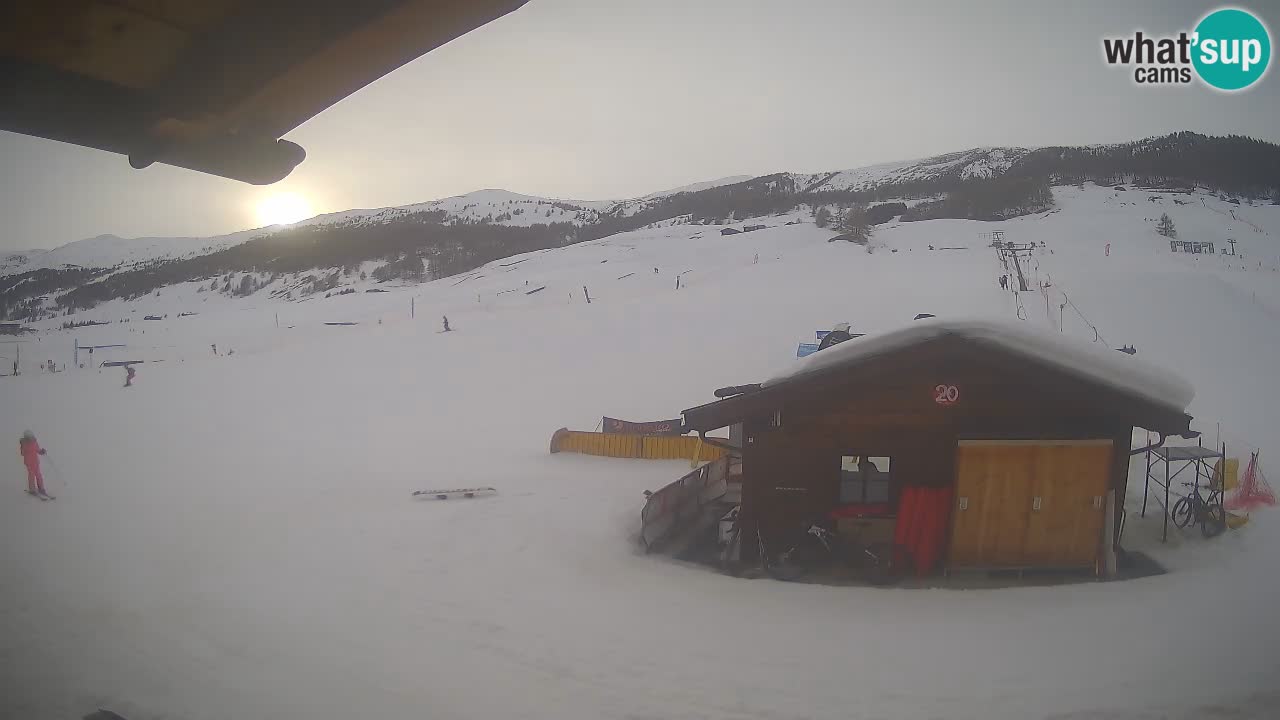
(442, 315, 451, 333)
(123, 365, 136, 387)
(999, 275, 1008, 290)
(211, 344, 218, 356)
(19, 430, 48, 497)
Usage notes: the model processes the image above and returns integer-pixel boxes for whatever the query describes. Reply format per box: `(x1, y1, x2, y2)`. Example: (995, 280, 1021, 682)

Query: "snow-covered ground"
(3, 184, 1279, 719)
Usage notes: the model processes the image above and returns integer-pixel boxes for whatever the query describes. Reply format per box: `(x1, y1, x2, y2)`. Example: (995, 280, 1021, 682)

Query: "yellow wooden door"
(1023, 442, 1112, 567)
(950, 444, 1036, 567)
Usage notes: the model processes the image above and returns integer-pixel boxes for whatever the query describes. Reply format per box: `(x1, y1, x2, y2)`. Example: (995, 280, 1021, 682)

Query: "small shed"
(681, 319, 1195, 576)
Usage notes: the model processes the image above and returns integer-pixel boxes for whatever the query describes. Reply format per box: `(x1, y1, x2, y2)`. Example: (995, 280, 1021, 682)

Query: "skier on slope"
(124, 365, 136, 387)
(19, 430, 48, 498)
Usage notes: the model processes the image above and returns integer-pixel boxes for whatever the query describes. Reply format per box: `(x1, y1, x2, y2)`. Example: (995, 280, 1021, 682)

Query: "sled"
(412, 486, 497, 500)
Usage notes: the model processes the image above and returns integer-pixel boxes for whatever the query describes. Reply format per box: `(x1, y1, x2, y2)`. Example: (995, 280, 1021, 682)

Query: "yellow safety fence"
(1214, 457, 1250, 529)
(549, 428, 729, 463)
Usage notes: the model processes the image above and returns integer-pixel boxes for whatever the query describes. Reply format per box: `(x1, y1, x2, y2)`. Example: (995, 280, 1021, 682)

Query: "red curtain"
(893, 486, 954, 576)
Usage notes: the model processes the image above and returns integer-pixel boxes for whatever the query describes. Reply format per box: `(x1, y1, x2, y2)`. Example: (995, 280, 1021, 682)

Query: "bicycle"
(1171, 480, 1226, 538)
(756, 514, 912, 586)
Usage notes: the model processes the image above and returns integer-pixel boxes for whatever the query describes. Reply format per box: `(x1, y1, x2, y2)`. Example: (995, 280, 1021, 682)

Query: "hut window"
(839, 455, 891, 504)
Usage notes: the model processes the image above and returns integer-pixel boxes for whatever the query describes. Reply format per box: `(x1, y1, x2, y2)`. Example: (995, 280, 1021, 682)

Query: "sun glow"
(255, 192, 314, 227)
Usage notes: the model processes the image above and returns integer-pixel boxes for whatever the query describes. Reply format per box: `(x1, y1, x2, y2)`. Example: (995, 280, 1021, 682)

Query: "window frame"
(838, 453, 894, 507)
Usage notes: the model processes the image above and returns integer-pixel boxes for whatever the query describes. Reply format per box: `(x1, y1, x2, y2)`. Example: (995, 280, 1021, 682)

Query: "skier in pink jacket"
(19, 430, 48, 497)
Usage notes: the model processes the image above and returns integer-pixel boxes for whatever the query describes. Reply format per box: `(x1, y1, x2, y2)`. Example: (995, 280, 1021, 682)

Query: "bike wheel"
(1170, 497, 1194, 528)
(760, 529, 820, 582)
(1201, 504, 1227, 538)
(862, 542, 913, 586)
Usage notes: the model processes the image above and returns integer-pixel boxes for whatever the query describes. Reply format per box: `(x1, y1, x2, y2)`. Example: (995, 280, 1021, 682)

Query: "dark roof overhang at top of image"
(0, 0, 528, 184)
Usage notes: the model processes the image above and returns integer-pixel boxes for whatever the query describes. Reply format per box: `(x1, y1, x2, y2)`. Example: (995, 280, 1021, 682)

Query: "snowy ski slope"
(2, 184, 1279, 720)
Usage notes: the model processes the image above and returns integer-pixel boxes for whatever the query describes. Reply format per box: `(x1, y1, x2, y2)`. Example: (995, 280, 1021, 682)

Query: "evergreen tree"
(837, 204, 873, 243)
(1156, 213, 1177, 238)
(814, 206, 832, 228)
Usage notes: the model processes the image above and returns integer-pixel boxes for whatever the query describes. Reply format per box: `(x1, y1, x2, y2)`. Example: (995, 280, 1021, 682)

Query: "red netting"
(1225, 453, 1276, 512)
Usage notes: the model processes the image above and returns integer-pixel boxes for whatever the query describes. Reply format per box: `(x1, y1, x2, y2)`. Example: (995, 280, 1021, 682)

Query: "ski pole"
(45, 454, 67, 494)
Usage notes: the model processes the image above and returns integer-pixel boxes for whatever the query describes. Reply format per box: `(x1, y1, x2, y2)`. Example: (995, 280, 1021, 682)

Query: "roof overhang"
(1, 0, 528, 184)
(682, 331, 1195, 439)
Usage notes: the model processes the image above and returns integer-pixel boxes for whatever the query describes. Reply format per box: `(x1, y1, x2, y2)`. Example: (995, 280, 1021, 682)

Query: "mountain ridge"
(3, 131, 1278, 320)
(10, 131, 1276, 277)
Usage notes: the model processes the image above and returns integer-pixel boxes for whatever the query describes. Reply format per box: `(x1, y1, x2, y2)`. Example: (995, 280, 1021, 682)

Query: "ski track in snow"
(2, 185, 1280, 720)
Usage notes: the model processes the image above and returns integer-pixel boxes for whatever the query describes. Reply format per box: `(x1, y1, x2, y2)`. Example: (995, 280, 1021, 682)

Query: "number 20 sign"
(934, 384, 960, 405)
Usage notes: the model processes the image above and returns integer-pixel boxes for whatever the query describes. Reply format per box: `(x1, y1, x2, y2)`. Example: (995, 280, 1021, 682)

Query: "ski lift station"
(660, 318, 1200, 580)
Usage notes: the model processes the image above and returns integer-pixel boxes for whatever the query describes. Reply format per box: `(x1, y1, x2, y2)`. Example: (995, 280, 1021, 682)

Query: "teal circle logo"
(1192, 8, 1271, 91)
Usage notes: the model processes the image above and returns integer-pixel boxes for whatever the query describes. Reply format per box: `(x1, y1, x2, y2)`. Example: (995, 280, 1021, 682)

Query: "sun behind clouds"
(255, 192, 314, 227)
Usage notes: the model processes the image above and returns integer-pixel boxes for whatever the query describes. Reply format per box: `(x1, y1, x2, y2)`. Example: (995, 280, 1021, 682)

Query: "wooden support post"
(1163, 455, 1170, 542)
(1142, 434, 1152, 517)
(1102, 489, 1117, 578)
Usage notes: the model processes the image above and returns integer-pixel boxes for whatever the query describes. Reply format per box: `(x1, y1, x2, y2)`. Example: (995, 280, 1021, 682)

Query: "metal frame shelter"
(74, 339, 127, 368)
(1141, 439, 1225, 542)
(0, 339, 28, 375)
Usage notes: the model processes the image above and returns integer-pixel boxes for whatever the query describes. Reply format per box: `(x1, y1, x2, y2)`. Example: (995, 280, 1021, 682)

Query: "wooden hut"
(680, 319, 1195, 576)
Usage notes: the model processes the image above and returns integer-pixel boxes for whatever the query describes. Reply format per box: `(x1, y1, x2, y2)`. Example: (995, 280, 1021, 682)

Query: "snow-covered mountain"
(640, 175, 755, 199)
(793, 147, 1029, 193)
(0, 149, 1039, 276)
(4, 230, 267, 274)
(0, 249, 47, 274)
(4, 132, 1275, 290)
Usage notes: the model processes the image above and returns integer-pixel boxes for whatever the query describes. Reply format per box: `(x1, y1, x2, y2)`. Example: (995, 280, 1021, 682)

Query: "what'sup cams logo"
(1103, 7, 1271, 91)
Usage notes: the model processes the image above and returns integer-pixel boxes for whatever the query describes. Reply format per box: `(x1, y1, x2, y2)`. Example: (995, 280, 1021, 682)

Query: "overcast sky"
(3, 0, 1278, 251)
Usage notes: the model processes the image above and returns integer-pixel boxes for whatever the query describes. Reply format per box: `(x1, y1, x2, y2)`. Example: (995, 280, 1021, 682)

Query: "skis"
(412, 486, 496, 500)
(25, 490, 55, 501)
